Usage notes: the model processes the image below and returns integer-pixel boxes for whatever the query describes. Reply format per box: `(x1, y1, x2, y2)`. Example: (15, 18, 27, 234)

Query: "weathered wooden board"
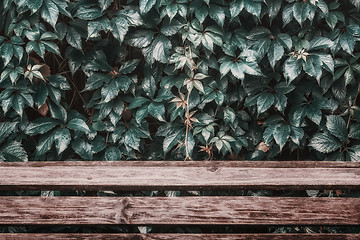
(1, 233, 359, 240)
(0, 162, 359, 190)
(1, 196, 359, 225)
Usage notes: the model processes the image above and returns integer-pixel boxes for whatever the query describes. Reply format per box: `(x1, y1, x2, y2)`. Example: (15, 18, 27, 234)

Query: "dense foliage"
(1, 0, 360, 161)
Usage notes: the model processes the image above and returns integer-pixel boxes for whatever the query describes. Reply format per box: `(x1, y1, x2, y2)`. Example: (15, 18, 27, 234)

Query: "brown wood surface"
(0, 162, 359, 191)
(1, 233, 360, 240)
(1, 196, 359, 225)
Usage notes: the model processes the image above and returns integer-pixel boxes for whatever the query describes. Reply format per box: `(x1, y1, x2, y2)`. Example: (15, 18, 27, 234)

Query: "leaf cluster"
(1, 0, 360, 161)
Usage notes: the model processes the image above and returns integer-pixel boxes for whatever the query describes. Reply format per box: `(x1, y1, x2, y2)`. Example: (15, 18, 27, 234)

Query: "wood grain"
(1, 196, 359, 225)
(0, 162, 359, 191)
(1, 233, 360, 240)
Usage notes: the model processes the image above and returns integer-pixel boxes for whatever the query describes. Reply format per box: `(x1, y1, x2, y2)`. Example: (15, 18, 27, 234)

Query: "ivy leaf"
(0, 122, 17, 143)
(268, 42, 284, 68)
(28, 0, 44, 13)
(326, 115, 347, 142)
(75, 6, 102, 20)
(308, 37, 334, 50)
(36, 130, 56, 156)
(209, 4, 225, 27)
(41, 0, 59, 28)
(26, 118, 59, 135)
(105, 146, 122, 161)
(273, 124, 290, 151)
(72, 138, 93, 160)
(124, 128, 141, 151)
(230, 0, 244, 18)
(66, 27, 82, 50)
(67, 118, 90, 132)
(257, 92, 274, 114)
(118, 59, 140, 74)
(309, 133, 342, 153)
(98, 0, 113, 12)
(110, 17, 129, 43)
(149, 35, 171, 63)
(283, 57, 302, 82)
(101, 80, 119, 103)
(1, 43, 13, 66)
(224, 107, 236, 125)
(139, 0, 156, 15)
(125, 30, 154, 48)
(148, 103, 166, 122)
(163, 131, 183, 154)
(54, 128, 71, 154)
(349, 124, 360, 139)
(0, 141, 28, 162)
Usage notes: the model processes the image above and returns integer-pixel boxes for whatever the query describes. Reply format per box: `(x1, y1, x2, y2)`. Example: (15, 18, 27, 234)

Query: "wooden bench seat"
(0, 161, 359, 239)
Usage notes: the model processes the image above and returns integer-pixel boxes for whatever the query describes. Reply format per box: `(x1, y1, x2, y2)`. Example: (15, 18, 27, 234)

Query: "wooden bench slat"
(1, 196, 359, 225)
(1, 163, 359, 191)
(1, 233, 360, 240)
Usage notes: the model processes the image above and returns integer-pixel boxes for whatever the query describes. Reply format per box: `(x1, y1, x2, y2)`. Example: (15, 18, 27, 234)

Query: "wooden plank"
(1, 233, 360, 240)
(0, 163, 359, 191)
(1, 161, 359, 168)
(0, 196, 359, 225)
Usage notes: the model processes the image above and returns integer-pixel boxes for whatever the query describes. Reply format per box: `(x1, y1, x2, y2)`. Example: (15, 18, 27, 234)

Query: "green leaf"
(128, 97, 148, 109)
(101, 80, 119, 103)
(75, 6, 102, 20)
(119, 59, 140, 74)
(309, 133, 342, 153)
(349, 124, 360, 139)
(124, 129, 140, 151)
(84, 73, 111, 91)
(67, 118, 90, 132)
(1, 43, 13, 66)
(110, 17, 128, 43)
(148, 102, 166, 122)
(105, 146, 122, 161)
(125, 30, 154, 48)
(0, 122, 17, 142)
(273, 124, 290, 151)
(41, 0, 59, 28)
(66, 27, 82, 50)
(277, 33, 292, 50)
(72, 138, 93, 160)
(150, 35, 171, 63)
(28, 0, 44, 13)
(36, 130, 56, 156)
(326, 115, 347, 142)
(257, 92, 274, 114)
(230, 0, 244, 18)
(303, 55, 322, 79)
(26, 118, 59, 135)
(42, 41, 61, 56)
(163, 131, 183, 154)
(290, 125, 304, 145)
(209, 4, 225, 27)
(139, 0, 156, 15)
(308, 37, 334, 50)
(54, 128, 71, 154)
(283, 58, 302, 82)
(115, 75, 132, 92)
(224, 107, 236, 124)
(98, 0, 113, 12)
(267, 0, 282, 23)
(268, 42, 284, 68)
(0, 141, 28, 161)
(48, 75, 71, 90)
